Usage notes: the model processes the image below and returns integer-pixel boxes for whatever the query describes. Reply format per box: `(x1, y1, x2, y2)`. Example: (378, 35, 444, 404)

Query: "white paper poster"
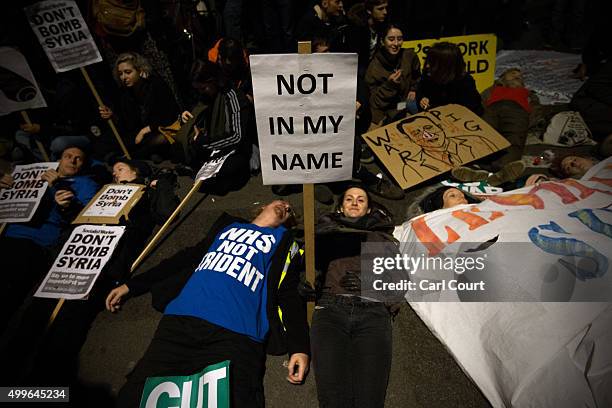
(195, 151, 234, 181)
(250, 53, 357, 184)
(0, 162, 58, 223)
(81, 184, 142, 218)
(24, 0, 103, 73)
(35, 225, 126, 299)
(392, 158, 612, 407)
(0, 47, 47, 116)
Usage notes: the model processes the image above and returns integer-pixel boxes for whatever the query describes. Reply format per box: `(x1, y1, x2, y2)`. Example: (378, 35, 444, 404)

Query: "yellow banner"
(403, 33, 497, 93)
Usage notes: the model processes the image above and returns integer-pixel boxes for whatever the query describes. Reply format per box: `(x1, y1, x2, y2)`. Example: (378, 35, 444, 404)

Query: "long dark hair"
(424, 42, 466, 85)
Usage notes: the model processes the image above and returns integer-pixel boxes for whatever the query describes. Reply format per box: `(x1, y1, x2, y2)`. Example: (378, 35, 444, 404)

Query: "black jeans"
(117, 315, 265, 408)
(311, 295, 392, 408)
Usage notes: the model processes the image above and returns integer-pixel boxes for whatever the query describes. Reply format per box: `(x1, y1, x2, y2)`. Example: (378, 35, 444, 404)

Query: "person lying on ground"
(105, 200, 310, 408)
(0, 145, 98, 330)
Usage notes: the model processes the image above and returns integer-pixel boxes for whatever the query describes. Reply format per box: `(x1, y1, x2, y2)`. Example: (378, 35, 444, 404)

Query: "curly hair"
(113, 52, 152, 85)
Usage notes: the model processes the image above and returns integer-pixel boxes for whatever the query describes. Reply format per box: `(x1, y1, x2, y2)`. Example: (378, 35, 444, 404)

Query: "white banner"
(250, 53, 357, 184)
(35, 225, 126, 299)
(24, 0, 102, 73)
(195, 151, 234, 182)
(0, 162, 58, 223)
(393, 157, 612, 407)
(81, 184, 142, 218)
(0, 47, 47, 116)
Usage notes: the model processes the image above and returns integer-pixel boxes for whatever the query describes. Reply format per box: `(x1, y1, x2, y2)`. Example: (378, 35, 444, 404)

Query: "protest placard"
(0, 162, 58, 223)
(24, 0, 102, 73)
(195, 151, 235, 182)
(0, 47, 47, 116)
(250, 53, 357, 184)
(362, 104, 510, 190)
(403, 33, 497, 93)
(140, 360, 230, 408)
(35, 225, 125, 299)
(74, 183, 145, 225)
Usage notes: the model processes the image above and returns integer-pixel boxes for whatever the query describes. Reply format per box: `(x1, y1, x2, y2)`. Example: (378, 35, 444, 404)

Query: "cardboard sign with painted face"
(363, 104, 510, 190)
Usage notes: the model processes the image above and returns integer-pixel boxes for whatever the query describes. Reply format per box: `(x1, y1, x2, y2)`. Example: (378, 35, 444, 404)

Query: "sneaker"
(314, 184, 334, 205)
(451, 166, 489, 182)
(359, 145, 375, 164)
(487, 160, 526, 186)
(365, 173, 405, 200)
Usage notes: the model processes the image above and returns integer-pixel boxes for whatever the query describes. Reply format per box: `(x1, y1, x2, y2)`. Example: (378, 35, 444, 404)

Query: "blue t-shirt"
(164, 222, 286, 342)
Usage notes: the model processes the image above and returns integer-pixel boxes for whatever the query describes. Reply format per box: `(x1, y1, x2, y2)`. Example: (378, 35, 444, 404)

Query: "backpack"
(92, 0, 145, 37)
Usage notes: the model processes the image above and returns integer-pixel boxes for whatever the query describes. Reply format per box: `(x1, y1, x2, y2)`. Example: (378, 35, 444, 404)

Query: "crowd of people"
(0, 0, 611, 407)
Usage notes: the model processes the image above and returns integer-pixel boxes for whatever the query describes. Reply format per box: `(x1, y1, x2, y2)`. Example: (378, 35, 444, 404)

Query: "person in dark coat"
(417, 41, 483, 116)
(345, 0, 389, 77)
(311, 184, 399, 407)
(571, 60, 612, 141)
(0, 159, 180, 396)
(295, 0, 348, 51)
(99, 52, 180, 161)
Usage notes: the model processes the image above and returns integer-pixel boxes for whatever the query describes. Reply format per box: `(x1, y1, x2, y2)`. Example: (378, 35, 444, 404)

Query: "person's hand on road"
(106, 284, 130, 312)
(286, 353, 309, 384)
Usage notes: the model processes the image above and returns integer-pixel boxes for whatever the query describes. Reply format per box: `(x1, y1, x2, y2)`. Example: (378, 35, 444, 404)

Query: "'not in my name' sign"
(250, 53, 357, 185)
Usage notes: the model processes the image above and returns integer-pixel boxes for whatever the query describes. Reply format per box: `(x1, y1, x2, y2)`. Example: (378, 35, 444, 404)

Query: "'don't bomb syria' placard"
(35, 225, 125, 299)
(362, 105, 510, 190)
(74, 183, 144, 225)
(0, 162, 58, 223)
(24, 0, 102, 72)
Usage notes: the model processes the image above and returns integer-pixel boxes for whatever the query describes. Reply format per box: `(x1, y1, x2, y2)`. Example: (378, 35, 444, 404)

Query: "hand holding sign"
(98, 105, 112, 119)
(0, 174, 13, 189)
(54, 190, 74, 207)
(41, 168, 60, 186)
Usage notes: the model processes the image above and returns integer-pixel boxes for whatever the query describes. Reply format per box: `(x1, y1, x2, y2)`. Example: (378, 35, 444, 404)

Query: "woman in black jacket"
(417, 42, 484, 116)
(311, 184, 398, 408)
(99, 52, 180, 161)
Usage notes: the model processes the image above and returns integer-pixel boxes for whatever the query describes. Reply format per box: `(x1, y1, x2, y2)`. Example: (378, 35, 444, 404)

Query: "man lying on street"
(106, 200, 310, 407)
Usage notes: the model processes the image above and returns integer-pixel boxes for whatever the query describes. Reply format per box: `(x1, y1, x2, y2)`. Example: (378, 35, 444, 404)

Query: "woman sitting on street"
(99, 52, 180, 162)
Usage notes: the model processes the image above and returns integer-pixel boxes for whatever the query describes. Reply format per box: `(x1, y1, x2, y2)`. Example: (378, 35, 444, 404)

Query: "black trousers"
(0, 237, 52, 331)
(117, 315, 265, 408)
(311, 295, 392, 408)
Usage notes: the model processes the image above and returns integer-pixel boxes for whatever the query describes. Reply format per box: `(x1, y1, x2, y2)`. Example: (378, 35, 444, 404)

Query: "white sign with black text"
(0, 162, 58, 223)
(81, 184, 142, 218)
(24, 0, 102, 72)
(250, 53, 357, 184)
(35, 225, 126, 299)
(195, 150, 235, 182)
